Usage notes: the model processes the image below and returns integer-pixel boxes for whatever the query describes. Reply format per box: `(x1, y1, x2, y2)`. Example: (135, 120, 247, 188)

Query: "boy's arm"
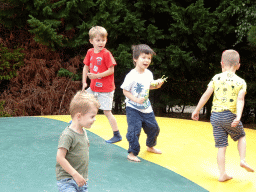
(231, 89, 246, 127)
(82, 65, 89, 90)
(191, 87, 214, 121)
(56, 148, 87, 187)
(88, 66, 114, 79)
(123, 89, 145, 104)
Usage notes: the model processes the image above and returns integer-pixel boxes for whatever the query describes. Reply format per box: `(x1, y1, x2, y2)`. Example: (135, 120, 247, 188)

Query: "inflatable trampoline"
(1, 115, 255, 192)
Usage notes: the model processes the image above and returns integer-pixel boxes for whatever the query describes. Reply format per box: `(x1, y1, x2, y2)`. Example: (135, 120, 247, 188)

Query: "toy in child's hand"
(150, 75, 168, 86)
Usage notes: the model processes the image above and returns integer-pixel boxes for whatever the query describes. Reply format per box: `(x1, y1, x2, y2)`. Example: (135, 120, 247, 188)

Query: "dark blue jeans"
(126, 107, 160, 156)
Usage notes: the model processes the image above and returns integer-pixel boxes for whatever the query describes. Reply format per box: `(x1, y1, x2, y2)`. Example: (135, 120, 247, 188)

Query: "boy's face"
(134, 53, 152, 72)
(78, 106, 98, 129)
(89, 34, 107, 53)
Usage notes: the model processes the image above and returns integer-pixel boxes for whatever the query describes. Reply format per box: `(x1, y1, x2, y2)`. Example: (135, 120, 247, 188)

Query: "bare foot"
(219, 173, 233, 182)
(147, 147, 162, 154)
(127, 153, 141, 162)
(240, 160, 254, 172)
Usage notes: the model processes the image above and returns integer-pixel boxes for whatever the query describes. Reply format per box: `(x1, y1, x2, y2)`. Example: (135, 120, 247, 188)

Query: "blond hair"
(221, 49, 240, 66)
(89, 26, 108, 39)
(69, 91, 100, 118)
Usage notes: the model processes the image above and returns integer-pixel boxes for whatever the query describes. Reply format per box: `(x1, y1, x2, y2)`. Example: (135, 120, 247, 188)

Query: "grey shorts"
(86, 87, 114, 110)
(210, 111, 245, 148)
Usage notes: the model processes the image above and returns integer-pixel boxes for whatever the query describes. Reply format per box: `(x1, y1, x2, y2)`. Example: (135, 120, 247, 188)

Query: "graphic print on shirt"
(135, 83, 144, 97)
(96, 57, 102, 65)
(128, 82, 151, 109)
(93, 65, 98, 72)
(90, 57, 102, 79)
(89, 56, 93, 69)
(96, 82, 103, 87)
(93, 57, 103, 86)
(210, 71, 246, 112)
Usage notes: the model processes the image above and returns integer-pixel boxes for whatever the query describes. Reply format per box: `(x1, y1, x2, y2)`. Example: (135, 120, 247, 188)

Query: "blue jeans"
(126, 107, 160, 156)
(57, 178, 88, 192)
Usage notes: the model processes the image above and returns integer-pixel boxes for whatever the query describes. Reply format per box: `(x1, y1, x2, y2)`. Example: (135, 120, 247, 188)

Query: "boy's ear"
(76, 112, 82, 119)
(236, 63, 241, 70)
(133, 58, 137, 64)
(89, 38, 93, 44)
(221, 61, 224, 68)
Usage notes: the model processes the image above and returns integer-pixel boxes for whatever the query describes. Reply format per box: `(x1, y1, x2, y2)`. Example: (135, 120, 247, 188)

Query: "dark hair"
(132, 44, 156, 65)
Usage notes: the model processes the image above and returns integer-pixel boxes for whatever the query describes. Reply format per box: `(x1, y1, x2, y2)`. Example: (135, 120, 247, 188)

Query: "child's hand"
(150, 75, 168, 88)
(136, 97, 145, 104)
(156, 80, 164, 88)
(151, 79, 164, 87)
(191, 111, 199, 121)
(88, 73, 98, 79)
(231, 118, 240, 127)
(73, 172, 87, 187)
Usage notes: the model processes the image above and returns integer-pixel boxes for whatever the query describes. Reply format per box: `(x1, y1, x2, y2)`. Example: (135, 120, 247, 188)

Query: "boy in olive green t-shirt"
(56, 91, 99, 191)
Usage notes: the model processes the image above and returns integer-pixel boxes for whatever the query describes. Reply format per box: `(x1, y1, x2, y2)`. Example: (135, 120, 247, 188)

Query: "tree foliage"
(248, 26, 256, 47)
(0, 44, 25, 80)
(0, 0, 255, 122)
(232, 0, 256, 46)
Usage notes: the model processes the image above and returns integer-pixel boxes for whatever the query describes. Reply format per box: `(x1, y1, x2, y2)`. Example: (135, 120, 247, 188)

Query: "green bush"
(57, 68, 81, 81)
(0, 44, 25, 80)
(248, 26, 256, 47)
(0, 100, 11, 117)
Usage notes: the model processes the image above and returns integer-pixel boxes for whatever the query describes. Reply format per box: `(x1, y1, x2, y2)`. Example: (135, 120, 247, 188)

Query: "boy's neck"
(222, 66, 237, 73)
(134, 66, 146, 74)
(93, 48, 104, 54)
(69, 120, 84, 134)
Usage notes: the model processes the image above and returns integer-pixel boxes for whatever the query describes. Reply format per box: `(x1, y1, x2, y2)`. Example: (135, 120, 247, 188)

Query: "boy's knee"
(103, 110, 112, 116)
(126, 133, 140, 142)
(235, 134, 246, 142)
(152, 125, 160, 134)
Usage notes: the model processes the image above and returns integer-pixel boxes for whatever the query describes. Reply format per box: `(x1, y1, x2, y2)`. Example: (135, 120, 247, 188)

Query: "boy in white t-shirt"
(121, 44, 165, 162)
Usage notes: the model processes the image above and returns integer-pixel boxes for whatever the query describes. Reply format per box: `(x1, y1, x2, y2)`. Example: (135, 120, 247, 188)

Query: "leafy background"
(0, 0, 255, 126)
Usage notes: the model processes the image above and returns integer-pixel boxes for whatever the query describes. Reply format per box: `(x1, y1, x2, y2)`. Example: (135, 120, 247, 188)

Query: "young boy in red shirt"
(82, 26, 122, 143)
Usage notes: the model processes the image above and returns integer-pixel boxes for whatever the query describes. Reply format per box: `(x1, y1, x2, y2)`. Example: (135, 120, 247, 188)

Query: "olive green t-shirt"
(56, 127, 89, 181)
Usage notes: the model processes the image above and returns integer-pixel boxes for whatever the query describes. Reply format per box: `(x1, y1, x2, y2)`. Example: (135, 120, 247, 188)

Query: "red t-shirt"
(83, 48, 117, 92)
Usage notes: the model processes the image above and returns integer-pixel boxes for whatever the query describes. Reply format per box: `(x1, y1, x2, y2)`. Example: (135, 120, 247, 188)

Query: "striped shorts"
(210, 111, 245, 148)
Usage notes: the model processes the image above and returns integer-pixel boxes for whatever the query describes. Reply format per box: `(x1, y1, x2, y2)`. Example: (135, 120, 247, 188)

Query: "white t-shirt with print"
(121, 69, 153, 113)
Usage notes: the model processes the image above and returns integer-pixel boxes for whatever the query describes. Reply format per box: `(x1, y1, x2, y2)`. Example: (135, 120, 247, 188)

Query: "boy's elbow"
(56, 154, 66, 165)
(56, 154, 61, 163)
(109, 67, 114, 74)
(83, 65, 89, 71)
(123, 89, 129, 96)
(237, 97, 245, 103)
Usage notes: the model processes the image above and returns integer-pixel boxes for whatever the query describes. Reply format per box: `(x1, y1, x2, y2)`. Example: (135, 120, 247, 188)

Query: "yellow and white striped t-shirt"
(208, 71, 246, 114)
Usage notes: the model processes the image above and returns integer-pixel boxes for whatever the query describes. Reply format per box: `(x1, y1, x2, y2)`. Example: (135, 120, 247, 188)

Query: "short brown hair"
(69, 91, 100, 118)
(132, 44, 156, 65)
(89, 26, 108, 39)
(221, 49, 240, 66)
